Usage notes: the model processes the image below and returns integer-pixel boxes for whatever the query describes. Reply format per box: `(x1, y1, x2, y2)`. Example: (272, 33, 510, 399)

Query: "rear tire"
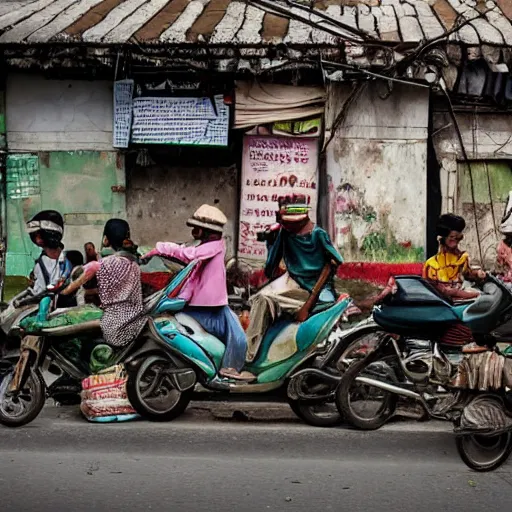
(126, 355, 193, 422)
(0, 368, 46, 428)
(336, 356, 397, 430)
(456, 433, 512, 472)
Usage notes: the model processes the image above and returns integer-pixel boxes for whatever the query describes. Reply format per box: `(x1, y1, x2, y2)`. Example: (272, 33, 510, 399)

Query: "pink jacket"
(155, 240, 228, 307)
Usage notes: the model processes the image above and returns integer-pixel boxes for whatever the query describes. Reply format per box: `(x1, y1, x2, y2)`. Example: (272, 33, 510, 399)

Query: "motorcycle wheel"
(336, 356, 397, 430)
(456, 433, 512, 472)
(126, 355, 193, 422)
(288, 399, 343, 427)
(0, 368, 46, 428)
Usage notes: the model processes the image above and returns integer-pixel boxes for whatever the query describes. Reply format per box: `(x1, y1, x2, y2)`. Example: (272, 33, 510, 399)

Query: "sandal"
(220, 368, 256, 382)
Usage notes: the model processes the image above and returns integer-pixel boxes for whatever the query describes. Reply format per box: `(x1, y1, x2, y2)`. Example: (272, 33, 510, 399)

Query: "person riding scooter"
(142, 204, 255, 381)
(61, 219, 147, 348)
(245, 194, 343, 362)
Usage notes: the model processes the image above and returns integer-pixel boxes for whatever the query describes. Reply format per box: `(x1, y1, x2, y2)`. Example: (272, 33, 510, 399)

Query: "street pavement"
(1, 403, 512, 512)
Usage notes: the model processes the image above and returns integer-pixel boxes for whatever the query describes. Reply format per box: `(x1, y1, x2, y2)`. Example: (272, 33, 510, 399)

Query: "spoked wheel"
(0, 368, 46, 428)
(456, 433, 512, 472)
(126, 356, 193, 422)
(336, 355, 398, 430)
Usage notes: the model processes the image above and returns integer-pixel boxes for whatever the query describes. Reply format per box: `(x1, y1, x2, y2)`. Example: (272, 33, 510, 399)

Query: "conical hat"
(187, 204, 227, 233)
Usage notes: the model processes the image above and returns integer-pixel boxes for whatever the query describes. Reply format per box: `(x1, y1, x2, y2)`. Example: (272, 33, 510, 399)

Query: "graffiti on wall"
(238, 136, 318, 262)
(328, 179, 423, 263)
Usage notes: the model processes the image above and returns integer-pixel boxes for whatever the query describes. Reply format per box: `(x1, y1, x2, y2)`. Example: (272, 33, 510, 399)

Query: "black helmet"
(26, 210, 64, 249)
(436, 213, 466, 239)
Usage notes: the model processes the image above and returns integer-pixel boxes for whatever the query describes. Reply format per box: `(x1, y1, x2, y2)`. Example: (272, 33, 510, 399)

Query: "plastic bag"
(89, 344, 115, 374)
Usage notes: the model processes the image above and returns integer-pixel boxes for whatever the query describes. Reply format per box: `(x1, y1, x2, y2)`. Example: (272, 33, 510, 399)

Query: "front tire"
(126, 355, 193, 422)
(0, 368, 46, 428)
(288, 399, 343, 427)
(336, 356, 397, 430)
(456, 433, 512, 472)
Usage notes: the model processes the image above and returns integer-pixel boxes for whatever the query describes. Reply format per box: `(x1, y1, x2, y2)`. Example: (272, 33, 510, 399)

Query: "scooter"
(121, 255, 363, 426)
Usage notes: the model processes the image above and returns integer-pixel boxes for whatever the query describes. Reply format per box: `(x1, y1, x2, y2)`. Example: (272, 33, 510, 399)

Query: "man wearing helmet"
(423, 213, 485, 301)
(25, 210, 75, 308)
(142, 205, 255, 381)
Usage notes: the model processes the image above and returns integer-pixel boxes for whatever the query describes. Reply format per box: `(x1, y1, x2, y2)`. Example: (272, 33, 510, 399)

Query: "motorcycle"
(335, 274, 512, 431)
(120, 255, 370, 426)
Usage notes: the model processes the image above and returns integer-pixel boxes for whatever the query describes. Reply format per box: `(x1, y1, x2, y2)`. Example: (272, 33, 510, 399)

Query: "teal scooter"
(124, 256, 355, 425)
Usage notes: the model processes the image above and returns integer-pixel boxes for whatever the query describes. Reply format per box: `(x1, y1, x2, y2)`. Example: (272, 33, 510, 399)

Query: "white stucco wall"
(6, 73, 113, 151)
(325, 82, 429, 261)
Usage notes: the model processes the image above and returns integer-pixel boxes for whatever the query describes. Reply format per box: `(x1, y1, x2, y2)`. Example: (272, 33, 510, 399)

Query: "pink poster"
(238, 135, 319, 263)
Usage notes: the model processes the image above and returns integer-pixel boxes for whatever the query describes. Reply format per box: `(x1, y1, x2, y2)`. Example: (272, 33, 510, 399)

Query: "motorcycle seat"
(462, 282, 504, 332)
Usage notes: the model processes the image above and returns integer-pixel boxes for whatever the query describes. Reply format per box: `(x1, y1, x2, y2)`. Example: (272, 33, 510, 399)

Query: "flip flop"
(220, 369, 256, 382)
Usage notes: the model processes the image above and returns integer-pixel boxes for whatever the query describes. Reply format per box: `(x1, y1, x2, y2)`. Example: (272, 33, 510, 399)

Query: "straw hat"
(187, 204, 227, 233)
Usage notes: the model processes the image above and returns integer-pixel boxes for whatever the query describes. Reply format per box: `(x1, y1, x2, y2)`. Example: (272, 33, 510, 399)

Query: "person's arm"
(144, 241, 223, 264)
(31, 262, 46, 295)
(264, 230, 284, 280)
(61, 261, 99, 296)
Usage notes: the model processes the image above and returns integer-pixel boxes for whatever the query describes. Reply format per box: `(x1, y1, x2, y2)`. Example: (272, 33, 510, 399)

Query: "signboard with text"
(238, 136, 319, 263)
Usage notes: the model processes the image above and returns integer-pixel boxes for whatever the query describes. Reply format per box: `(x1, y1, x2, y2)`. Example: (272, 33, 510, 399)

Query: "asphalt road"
(0, 406, 511, 512)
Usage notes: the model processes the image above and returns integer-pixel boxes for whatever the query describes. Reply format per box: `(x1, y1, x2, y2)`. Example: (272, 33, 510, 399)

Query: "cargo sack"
(81, 364, 138, 423)
(455, 394, 512, 436)
(20, 304, 102, 332)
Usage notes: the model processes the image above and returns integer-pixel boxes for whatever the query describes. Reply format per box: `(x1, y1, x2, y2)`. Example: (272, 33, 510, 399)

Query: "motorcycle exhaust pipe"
(293, 368, 342, 385)
(355, 376, 422, 401)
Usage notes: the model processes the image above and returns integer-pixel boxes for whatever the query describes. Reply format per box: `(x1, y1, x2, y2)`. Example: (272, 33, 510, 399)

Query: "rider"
(25, 210, 75, 308)
(245, 194, 343, 362)
(61, 219, 147, 347)
(423, 213, 485, 301)
(142, 204, 255, 381)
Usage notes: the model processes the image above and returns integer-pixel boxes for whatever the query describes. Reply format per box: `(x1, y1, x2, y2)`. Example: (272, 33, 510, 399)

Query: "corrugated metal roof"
(0, 0, 510, 47)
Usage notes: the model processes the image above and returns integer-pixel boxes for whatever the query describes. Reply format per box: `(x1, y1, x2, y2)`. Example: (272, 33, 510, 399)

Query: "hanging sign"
(113, 79, 134, 149)
(131, 95, 229, 146)
(238, 136, 319, 263)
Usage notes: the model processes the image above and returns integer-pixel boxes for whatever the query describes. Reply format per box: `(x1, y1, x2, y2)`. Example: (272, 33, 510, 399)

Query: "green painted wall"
(6, 151, 125, 277)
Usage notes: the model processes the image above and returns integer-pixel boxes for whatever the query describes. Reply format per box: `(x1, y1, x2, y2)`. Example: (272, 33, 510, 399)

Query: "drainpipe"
(0, 55, 7, 300)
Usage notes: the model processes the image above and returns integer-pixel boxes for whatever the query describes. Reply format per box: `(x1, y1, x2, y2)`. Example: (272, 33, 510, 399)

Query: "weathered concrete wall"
(325, 82, 429, 262)
(126, 154, 239, 257)
(433, 110, 512, 267)
(6, 73, 113, 151)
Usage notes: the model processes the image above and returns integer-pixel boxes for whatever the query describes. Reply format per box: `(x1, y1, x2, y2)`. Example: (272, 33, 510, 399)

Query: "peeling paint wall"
(433, 110, 512, 267)
(5, 151, 125, 276)
(325, 82, 429, 262)
(126, 149, 239, 257)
